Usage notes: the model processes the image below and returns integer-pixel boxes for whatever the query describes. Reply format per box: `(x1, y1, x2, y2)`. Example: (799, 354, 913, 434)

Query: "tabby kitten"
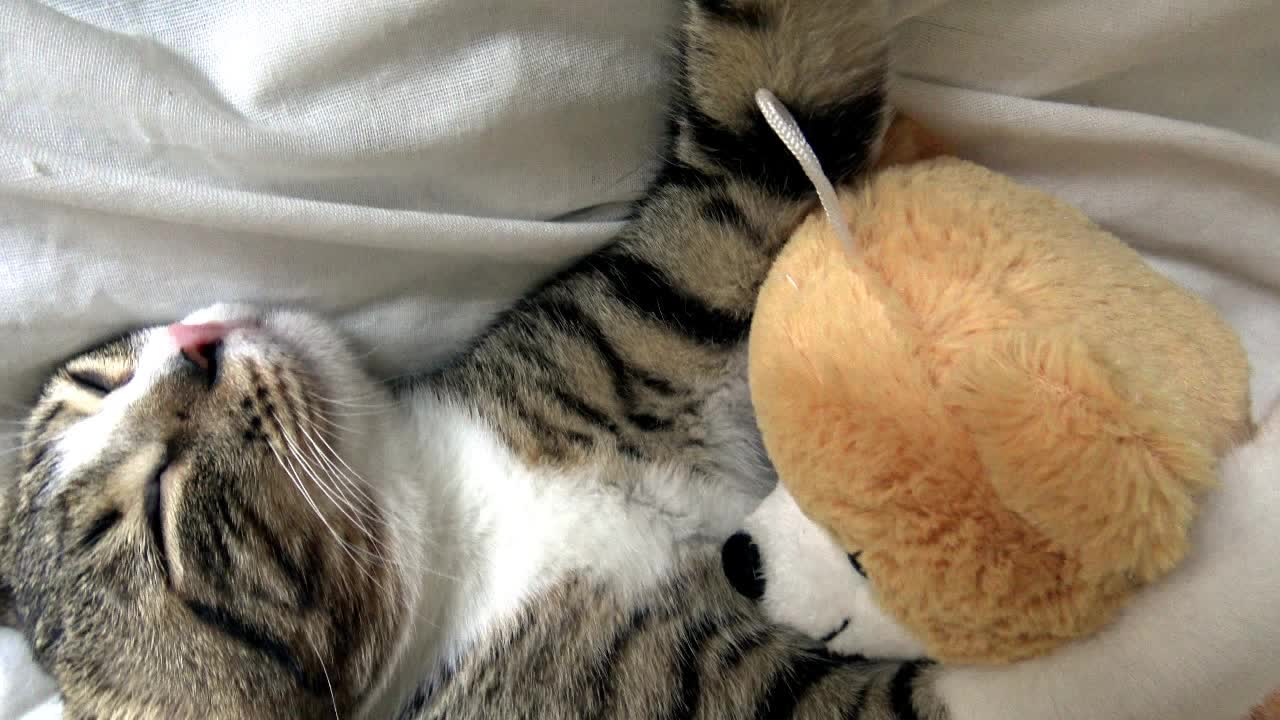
(4, 0, 934, 717)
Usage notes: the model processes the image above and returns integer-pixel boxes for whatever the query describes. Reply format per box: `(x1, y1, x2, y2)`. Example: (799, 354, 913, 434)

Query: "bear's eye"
(847, 552, 867, 578)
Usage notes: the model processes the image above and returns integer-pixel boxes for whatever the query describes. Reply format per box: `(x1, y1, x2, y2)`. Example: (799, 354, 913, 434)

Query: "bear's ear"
(721, 530, 767, 602)
(722, 482, 851, 609)
(874, 111, 950, 169)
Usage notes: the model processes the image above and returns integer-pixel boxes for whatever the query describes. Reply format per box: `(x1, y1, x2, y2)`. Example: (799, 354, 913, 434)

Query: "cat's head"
(0, 303, 403, 719)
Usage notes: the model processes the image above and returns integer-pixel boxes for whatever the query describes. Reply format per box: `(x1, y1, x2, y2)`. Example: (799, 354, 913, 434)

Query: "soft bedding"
(2, 1, 1278, 717)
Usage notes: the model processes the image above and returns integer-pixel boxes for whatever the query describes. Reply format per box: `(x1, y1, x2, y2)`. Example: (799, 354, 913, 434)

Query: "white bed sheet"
(1, 0, 1278, 717)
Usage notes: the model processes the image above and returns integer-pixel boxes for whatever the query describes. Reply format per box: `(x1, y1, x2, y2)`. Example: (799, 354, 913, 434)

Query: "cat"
(0, 0, 913, 717)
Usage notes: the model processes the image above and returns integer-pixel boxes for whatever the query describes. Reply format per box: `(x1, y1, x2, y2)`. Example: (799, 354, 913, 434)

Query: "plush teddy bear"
(1253, 691, 1280, 720)
(720, 142, 1253, 665)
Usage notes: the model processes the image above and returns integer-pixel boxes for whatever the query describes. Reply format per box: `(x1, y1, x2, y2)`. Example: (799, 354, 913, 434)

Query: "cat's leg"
(444, 0, 892, 472)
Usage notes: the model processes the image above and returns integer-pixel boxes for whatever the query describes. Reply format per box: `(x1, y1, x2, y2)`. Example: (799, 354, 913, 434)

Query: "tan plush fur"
(1252, 692, 1280, 720)
(749, 157, 1252, 664)
(874, 112, 950, 170)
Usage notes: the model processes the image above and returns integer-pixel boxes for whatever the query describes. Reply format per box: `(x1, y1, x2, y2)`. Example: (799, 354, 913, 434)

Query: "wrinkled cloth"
(2, 1, 1278, 717)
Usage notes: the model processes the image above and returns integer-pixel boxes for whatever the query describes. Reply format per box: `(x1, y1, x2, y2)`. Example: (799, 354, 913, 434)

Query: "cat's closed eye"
(145, 455, 172, 579)
(65, 367, 131, 396)
(78, 509, 123, 551)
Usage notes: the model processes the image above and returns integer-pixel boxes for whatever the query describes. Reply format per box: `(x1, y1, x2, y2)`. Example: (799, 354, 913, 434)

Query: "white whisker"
(0, 427, 69, 460)
(267, 397, 459, 594)
(297, 422, 380, 513)
(300, 417, 426, 536)
(307, 421, 389, 509)
(269, 420, 413, 599)
(294, 427, 458, 584)
(266, 442, 374, 590)
(279, 426, 382, 532)
(305, 391, 394, 411)
(315, 407, 389, 418)
(307, 635, 341, 720)
(307, 412, 364, 437)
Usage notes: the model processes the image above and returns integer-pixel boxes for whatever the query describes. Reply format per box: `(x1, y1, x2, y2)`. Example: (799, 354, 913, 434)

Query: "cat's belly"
(364, 400, 772, 718)
(450, 449, 772, 654)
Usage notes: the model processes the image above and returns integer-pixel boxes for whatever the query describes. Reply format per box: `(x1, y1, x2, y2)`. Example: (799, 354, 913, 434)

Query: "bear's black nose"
(721, 532, 766, 601)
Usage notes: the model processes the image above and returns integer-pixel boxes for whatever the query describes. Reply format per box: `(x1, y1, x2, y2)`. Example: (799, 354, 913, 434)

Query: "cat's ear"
(0, 486, 16, 627)
(0, 583, 14, 628)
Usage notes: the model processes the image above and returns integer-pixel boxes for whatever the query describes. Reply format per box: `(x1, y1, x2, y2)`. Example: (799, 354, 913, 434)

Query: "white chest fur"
(359, 391, 767, 718)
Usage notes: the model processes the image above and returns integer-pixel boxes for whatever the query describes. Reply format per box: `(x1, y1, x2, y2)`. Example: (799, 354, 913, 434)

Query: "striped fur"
(399, 549, 945, 720)
(1, 316, 400, 719)
(430, 0, 889, 474)
(0, 1, 921, 718)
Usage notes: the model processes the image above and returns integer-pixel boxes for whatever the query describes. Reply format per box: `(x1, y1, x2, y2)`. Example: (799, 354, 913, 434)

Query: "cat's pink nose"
(168, 321, 230, 371)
